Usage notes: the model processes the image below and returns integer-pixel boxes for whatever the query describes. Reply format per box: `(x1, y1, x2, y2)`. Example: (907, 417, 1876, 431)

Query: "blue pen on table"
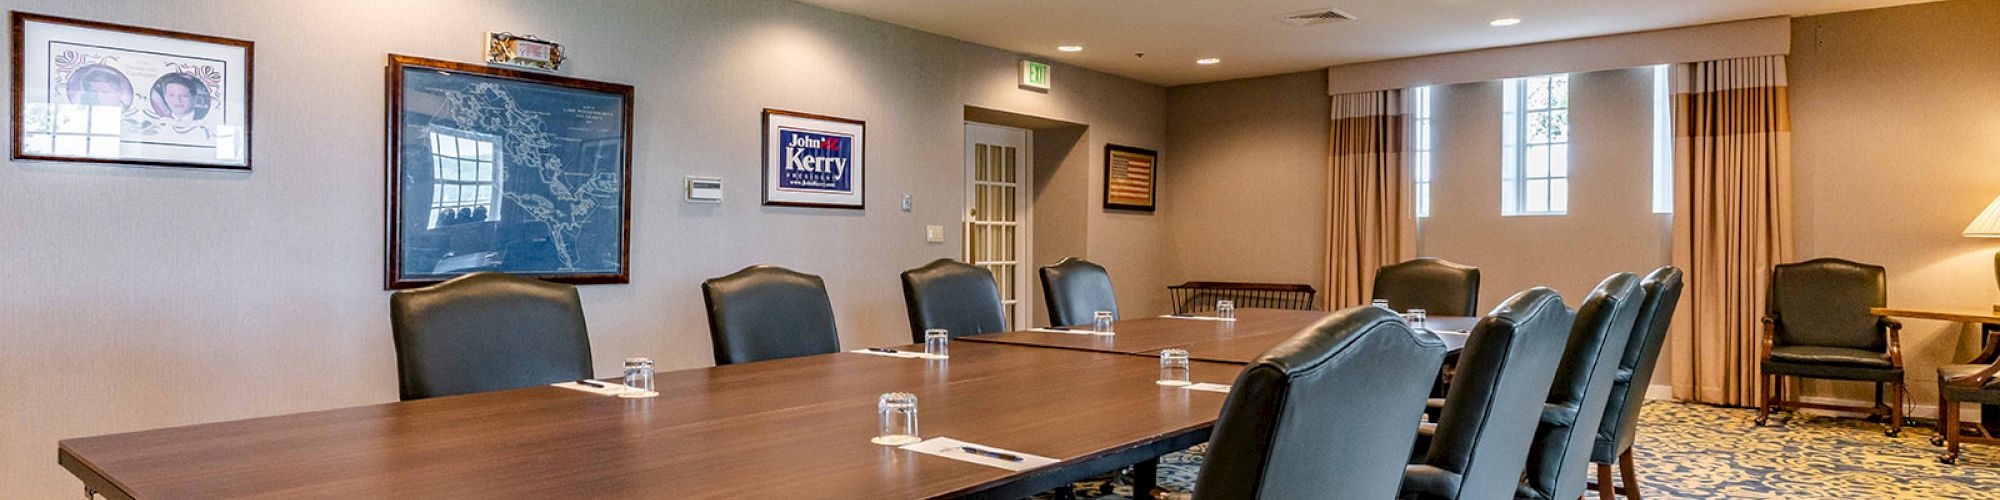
(1043, 326, 1071, 331)
(960, 446, 1025, 462)
(866, 347, 901, 354)
(575, 380, 607, 388)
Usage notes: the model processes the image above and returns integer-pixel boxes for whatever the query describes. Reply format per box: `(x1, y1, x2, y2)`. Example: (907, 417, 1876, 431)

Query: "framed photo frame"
(763, 109, 865, 209)
(385, 54, 633, 289)
(1104, 144, 1157, 212)
(11, 12, 252, 170)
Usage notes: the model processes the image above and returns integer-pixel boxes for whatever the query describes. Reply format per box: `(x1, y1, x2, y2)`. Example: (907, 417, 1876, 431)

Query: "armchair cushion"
(1768, 345, 1893, 368)
(1761, 359, 1902, 382)
(1939, 365, 2000, 404)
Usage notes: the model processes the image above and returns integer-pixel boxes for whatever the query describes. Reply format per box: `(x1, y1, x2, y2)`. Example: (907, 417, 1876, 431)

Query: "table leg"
(1134, 459, 1159, 500)
(1984, 323, 2000, 436)
(85, 486, 96, 499)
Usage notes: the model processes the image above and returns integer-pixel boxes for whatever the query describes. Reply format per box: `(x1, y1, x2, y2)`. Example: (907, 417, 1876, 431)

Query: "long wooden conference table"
(58, 308, 1475, 499)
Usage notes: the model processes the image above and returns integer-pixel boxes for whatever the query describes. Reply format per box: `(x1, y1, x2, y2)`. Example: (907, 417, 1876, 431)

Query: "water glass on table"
(1092, 311, 1115, 334)
(1373, 299, 1392, 310)
(1158, 349, 1192, 387)
(873, 392, 921, 446)
(1216, 300, 1235, 319)
(620, 357, 658, 398)
(924, 329, 950, 358)
(1405, 308, 1429, 330)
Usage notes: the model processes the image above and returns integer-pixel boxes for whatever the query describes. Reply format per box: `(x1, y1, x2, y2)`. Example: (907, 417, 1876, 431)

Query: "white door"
(964, 123, 1033, 329)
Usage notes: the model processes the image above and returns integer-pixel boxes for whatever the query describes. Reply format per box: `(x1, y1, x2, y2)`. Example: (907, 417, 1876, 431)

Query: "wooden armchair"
(1754, 258, 1905, 437)
(1935, 328, 2000, 464)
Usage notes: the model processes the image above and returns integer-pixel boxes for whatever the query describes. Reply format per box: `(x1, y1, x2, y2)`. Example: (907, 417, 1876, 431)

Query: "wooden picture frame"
(762, 108, 866, 209)
(11, 11, 254, 170)
(1103, 144, 1157, 212)
(384, 54, 634, 289)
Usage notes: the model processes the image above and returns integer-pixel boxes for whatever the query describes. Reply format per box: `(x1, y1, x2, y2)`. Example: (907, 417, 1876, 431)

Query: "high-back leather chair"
(1195, 306, 1448, 500)
(1373, 257, 1481, 316)
(1039, 257, 1117, 326)
(1517, 273, 1645, 500)
(389, 272, 593, 401)
(702, 265, 841, 365)
(1589, 267, 1684, 498)
(1402, 288, 1574, 500)
(1755, 258, 1904, 436)
(900, 259, 1008, 343)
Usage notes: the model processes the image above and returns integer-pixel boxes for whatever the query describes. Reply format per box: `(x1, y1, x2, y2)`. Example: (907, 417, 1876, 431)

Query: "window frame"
(1501, 73, 1571, 217)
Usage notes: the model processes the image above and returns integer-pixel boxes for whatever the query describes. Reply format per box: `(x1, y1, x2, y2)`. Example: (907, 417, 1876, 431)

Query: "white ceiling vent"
(1278, 8, 1356, 27)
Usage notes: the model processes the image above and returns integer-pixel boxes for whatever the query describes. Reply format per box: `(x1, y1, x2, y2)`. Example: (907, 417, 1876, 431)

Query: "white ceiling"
(793, 0, 1941, 86)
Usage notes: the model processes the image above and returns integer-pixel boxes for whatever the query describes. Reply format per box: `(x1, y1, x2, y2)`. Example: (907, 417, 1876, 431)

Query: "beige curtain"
(1324, 90, 1417, 309)
(1668, 56, 1794, 406)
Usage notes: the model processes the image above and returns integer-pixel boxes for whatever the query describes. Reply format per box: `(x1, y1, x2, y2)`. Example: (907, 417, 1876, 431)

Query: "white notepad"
(551, 380, 636, 396)
(848, 348, 946, 360)
(1160, 315, 1237, 322)
(901, 437, 1059, 472)
(1028, 328, 1114, 336)
(1182, 383, 1232, 393)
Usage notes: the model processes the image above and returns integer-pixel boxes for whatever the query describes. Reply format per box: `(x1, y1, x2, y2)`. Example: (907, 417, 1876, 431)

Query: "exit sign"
(1019, 60, 1051, 91)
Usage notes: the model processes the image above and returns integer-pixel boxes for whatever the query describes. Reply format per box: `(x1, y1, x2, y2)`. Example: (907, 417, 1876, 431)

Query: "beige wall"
(1163, 71, 1330, 297)
(1417, 68, 1673, 312)
(0, 0, 1167, 497)
(1789, 0, 2000, 409)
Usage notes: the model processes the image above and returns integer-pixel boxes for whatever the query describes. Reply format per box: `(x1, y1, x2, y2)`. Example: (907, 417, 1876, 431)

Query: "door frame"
(963, 122, 1035, 329)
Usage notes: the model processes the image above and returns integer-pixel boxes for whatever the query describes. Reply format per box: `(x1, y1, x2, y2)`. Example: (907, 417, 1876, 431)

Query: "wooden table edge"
(1871, 307, 2000, 324)
(942, 422, 1215, 499)
(60, 443, 135, 500)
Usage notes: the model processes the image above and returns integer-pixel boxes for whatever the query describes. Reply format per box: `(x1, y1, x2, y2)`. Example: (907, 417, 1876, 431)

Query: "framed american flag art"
(1103, 144, 1156, 212)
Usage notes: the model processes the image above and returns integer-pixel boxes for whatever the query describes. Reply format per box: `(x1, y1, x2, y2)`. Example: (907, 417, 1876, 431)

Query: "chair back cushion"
(390, 272, 593, 401)
(1410, 287, 1573, 498)
(1039, 258, 1118, 326)
(1194, 306, 1447, 500)
(702, 265, 841, 365)
(1593, 267, 1684, 464)
(1519, 273, 1645, 499)
(1372, 257, 1481, 316)
(1770, 258, 1887, 351)
(901, 259, 1009, 342)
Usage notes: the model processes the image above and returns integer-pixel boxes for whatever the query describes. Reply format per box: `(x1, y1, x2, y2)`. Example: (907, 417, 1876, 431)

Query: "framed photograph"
(763, 109, 865, 209)
(1104, 144, 1157, 212)
(11, 12, 252, 170)
(385, 54, 633, 289)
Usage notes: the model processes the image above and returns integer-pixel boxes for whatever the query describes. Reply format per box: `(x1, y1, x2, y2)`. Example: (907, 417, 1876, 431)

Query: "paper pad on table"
(1028, 328, 1114, 336)
(849, 349, 945, 360)
(1182, 383, 1232, 393)
(901, 437, 1058, 472)
(552, 380, 635, 396)
(1160, 315, 1237, 322)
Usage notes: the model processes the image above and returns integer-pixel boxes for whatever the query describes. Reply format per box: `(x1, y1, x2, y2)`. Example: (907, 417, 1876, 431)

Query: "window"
(1502, 73, 1569, 216)
(1651, 64, 1672, 214)
(1413, 86, 1434, 218)
(427, 128, 503, 229)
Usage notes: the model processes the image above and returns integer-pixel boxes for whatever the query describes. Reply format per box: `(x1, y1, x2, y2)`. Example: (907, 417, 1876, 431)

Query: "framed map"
(11, 12, 252, 170)
(384, 54, 632, 289)
(1104, 144, 1156, 212)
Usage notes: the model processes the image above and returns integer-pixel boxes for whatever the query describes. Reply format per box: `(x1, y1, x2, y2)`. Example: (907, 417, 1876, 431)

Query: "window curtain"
(1667, 55, 1794, 406)
(1324, 90, 1417, 309)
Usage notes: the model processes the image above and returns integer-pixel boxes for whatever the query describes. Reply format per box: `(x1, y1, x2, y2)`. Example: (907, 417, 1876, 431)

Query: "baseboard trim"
(1645, 384, 1673, 401)
(1644, 386, 1981, 423)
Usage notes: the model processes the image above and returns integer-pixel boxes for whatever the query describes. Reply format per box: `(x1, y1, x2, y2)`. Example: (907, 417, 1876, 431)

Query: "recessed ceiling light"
(1196, 58, 1221, 65)
(1489, 17, 1521, 27)
(1058, 45, 1083, 52)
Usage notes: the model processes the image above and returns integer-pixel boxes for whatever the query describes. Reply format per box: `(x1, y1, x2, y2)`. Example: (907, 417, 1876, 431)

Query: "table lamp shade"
(1966, 195, 2000, 237)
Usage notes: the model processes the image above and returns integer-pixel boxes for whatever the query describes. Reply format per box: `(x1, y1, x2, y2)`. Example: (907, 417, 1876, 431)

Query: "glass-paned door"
(964, 123, 1032, 329)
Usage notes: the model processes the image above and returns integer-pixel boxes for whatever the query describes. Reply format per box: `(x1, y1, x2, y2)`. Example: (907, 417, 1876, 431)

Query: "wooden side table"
(1871, 307, 2000, 434)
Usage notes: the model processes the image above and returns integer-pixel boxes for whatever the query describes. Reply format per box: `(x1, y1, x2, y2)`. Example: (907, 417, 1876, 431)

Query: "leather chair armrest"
(1884, 318, 1903, 369)
(1760, 316, 1778, 361)
(1948, 362, 2000, 389)
(1972, 329, 2000, 365)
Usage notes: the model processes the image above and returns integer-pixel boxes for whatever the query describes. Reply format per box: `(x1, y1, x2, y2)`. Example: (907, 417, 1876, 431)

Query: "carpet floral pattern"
(1041, 401, 2000, 499)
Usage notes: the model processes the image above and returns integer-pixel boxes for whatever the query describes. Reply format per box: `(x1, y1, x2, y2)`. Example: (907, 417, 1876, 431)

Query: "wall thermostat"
(686, 176, 723, 203)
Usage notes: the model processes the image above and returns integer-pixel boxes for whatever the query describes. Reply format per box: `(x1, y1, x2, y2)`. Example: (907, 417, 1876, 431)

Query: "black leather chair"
(702, 265, 841, 365)
(1517, 273, 1645, 500)
(1755, 258, 1904, 436)
(1373, 257, 1481, 316)
(900, 259, 1008, 342)
(1039, 257, 1117, 327)
(389, 272, 593, 401)
(1935, 328, 2000, 464)
(1588, 267, 1684, 498)
(1194, 306, 1448, 500)
(1402, 288, 1574, 500)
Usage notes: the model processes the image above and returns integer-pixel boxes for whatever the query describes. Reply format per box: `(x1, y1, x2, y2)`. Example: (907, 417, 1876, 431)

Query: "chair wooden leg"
(1941, 397, 1961, 464)
(1755, 374, 1772, 426)
(1886, 383, 1904, 437)
(1595, 463, 1617, 499)
(1619, 449, 1641, 500)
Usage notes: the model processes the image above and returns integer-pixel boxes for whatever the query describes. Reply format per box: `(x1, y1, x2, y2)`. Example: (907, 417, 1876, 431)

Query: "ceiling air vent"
(1278, 8, 1356, 27)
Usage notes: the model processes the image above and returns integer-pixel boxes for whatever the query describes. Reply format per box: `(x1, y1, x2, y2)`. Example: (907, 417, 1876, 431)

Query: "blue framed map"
(385, 55, 632, 289)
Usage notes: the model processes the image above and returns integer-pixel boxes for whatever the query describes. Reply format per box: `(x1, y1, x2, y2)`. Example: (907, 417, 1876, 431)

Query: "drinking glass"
(873, 392, 921, 446)
(1158, 349, 1192, 387)
(1093, 311, 1115, 334)
(924, 329, 950, 358)
(1408, 308, 1428, 329)
(1216, 300, 1236, 319)
(1373, 299, 1392, 310)
(620, 357, 657, 398)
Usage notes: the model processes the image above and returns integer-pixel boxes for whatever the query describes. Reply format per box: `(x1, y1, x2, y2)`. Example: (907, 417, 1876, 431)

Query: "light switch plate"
(925, 225, 945, 243)
(902, 194, 914, 211)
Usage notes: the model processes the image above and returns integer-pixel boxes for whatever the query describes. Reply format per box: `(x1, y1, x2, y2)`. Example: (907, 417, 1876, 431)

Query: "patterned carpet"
(1042, 401, 2000, 499)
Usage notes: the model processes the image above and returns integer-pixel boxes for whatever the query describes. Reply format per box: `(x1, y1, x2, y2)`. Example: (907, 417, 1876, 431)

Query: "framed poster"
(1104, 144, 1157, 212)
(385, 54, 633, 289)
(11, 12, 253, 170)
(763, 109, 865, 209)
